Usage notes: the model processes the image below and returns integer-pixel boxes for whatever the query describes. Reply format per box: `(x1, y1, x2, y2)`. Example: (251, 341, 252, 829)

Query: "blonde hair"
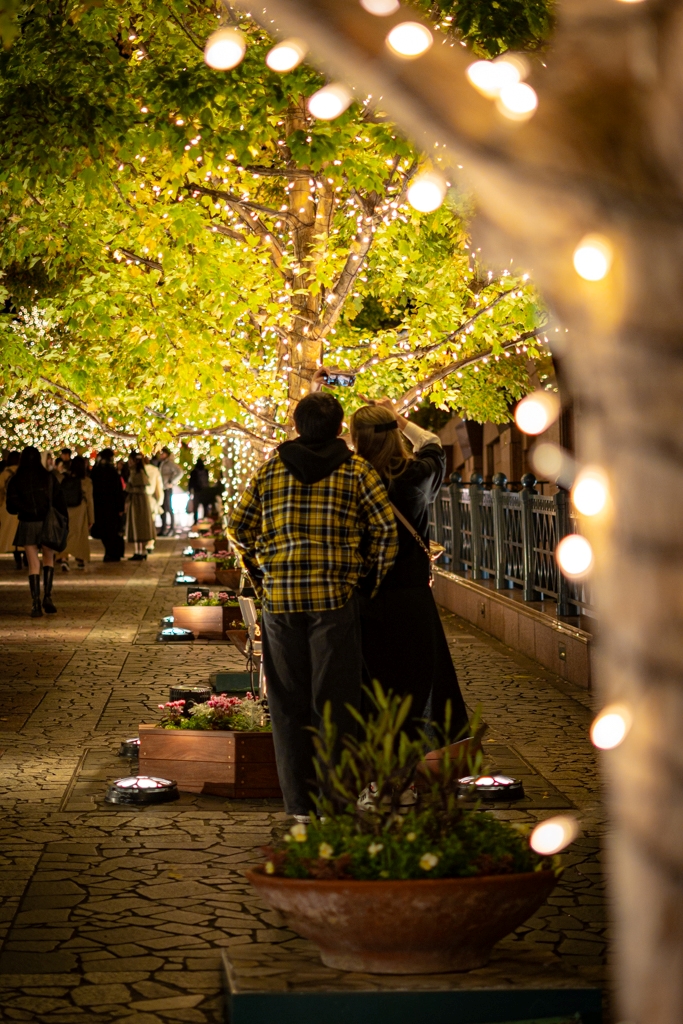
(350, 405, 413, 481)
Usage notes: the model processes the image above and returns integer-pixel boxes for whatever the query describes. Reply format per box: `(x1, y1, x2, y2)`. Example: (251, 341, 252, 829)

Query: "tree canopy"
(0, 0, 552, 449)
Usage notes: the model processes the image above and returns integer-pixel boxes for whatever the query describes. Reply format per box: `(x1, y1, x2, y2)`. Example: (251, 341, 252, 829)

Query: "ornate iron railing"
(429, 472, 591, 617)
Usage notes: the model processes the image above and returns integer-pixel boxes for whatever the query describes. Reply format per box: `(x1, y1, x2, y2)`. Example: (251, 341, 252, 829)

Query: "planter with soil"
(172, 603, 242, 639)
(245, 869, 555, 973)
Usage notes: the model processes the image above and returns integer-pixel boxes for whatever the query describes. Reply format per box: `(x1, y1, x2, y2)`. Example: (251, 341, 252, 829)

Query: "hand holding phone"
(322, 370, 356, 387)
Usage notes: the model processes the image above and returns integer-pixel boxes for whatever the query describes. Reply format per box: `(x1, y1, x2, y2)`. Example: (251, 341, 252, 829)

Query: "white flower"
(318, 843, 334, 860)
(265, 861, 275, 875)
(406, 832, 417, 842)
(290, 823, 308, 843)
(368, 842, 384, 857)
(419, 852, 440, 871)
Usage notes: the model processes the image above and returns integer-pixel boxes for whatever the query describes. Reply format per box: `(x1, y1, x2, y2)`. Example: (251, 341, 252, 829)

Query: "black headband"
(373, 420, 399, 433)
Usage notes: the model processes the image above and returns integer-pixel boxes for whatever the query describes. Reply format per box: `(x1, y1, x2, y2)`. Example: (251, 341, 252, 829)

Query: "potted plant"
(172, 590, 243, 638)
(139, 694, 281, 797)
(246, 686, 557, 974)
(214, 551, 242, 589)
(181, 550, 219, 583)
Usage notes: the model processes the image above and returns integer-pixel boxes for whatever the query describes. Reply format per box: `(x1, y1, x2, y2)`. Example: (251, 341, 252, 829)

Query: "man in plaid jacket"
(228, 390, 398, 818)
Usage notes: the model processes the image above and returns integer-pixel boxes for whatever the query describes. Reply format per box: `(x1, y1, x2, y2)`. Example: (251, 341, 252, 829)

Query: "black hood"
(277, 437, 351, 485)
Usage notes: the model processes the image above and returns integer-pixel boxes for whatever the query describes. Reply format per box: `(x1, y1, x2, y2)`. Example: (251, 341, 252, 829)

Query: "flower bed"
(172, 591, 242, 638)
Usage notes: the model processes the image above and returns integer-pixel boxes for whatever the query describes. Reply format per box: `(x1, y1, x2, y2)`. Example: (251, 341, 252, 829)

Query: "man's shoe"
(42, 566, 56, 614)
(293, 814, 311, 825)
(29, 574, 43, 618)
(60, 561, 70, 572)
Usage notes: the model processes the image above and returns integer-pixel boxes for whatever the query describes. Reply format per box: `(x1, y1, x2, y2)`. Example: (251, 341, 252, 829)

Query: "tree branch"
(113, 248, 164, 274)
(39, 378, 137, 441)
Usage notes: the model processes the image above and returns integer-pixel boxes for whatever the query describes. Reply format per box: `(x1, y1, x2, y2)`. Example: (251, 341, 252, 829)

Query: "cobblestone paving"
(0, 541, 608, 1023)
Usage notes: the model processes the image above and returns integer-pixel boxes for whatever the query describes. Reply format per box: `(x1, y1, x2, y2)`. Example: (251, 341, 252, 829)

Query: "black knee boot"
(42, 566, 56, 614)
(29, 574, 43, 618)
(13, 550, 22, 570)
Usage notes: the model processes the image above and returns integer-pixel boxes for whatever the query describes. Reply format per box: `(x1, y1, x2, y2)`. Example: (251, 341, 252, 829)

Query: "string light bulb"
(361, 0, 400, 12)
(556, 534, 594, 579)
(591, 704, 632, 750)
(386, 22, 433, 58)
(204, 28, 246, 70)
(571, 466, 609, 517)
(514, 391, 560, 435)
(407, 171, 447, 212)
(308, 83, 353, 120)
(266, 38, 307, 72)
(496, 82, 538, 121)
(573, 234, 613, 281)
(530, 816, 579, 856)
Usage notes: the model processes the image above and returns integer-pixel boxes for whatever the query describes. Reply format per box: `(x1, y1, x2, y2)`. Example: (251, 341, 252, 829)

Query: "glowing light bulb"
(386, 21, 433, 58)
(204, 28, 246, 70)
(266, 37, 307, 72)
(572, 467, 608, 517)
(407, 171, 447, 212)
(466, 59, 520, 98)
(496, 82, 538, 120)
(530, 816, 579, 856)
(307, 83, 353, 120)
(591, 704, 632, 750)
(361, 0, 400, 12)
(556, 534, 594, 579)
(514, 391, 560, 435)
(530, 442, 576, 487)
(573, 234, 613, 281)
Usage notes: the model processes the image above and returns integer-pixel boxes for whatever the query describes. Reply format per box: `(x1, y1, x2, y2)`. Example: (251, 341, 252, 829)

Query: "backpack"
(61, 475, 83, 508)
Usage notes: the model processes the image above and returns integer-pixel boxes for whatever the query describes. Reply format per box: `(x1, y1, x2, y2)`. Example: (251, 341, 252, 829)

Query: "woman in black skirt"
(350, 401, 469, 744)
(6, 446, 67, 617)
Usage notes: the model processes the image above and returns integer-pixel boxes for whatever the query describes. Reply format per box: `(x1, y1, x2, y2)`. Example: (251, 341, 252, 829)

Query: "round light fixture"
(466, 58, 521, 98)
(591, 704, 632, 750)
(458, 774, 525, 801)
(174, 574, 198, 586)
(514, 391, 561, 435)
(407, 171, 447, 212)
(361, 0, 400, 12)
(105, 776, 179, 806)
(571, 467, 609, 517)
(266, 37, 307, 72)
(556, 534, 594, 579)
(530, 815, 579, 855)
(496, 82, 538, 120)
(157, 626, 195, 642)
(117, 738, 140, 758)
(573, 234, 613, 281)
(169, 685, 212, 714)
(308, 83, 353, 120)
(386, 21, 433, 58)
(204, 27, 246, 71)
(182, 546, 196, 556)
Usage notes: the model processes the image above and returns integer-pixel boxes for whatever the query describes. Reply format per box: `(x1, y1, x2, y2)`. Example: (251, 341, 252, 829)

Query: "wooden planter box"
(226, 628, 249, 654)
(216, 568, 241, 589)
(213, 537, 229, 553)
(139, 724, 281, 797)
(181, 559, 217, 583)
(173, 604, 242, 639)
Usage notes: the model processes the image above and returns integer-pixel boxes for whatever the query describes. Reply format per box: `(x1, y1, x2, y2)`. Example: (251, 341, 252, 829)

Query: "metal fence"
(429, 472, 591, 617)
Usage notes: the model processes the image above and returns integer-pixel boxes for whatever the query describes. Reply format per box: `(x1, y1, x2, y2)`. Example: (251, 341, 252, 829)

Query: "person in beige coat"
(126, 454, 155, 560)
(0, 452, 22, 567)
(61, 456, 95, 569)
(143, 457, 164, 553)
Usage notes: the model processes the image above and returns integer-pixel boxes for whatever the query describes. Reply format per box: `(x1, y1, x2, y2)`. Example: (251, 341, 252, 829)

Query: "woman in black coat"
(91, 449, 126, 561)
(350, 401, 469, 744)
(6, 446, 67, 617)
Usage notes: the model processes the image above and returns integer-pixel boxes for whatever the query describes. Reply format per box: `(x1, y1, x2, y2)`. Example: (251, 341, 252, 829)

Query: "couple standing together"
(228, 383, 468, 819)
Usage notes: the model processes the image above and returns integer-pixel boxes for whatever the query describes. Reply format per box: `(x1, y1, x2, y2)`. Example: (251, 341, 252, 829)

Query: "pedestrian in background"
(6, 445, 67, 616)
(126, 453, 155, 560)
(0, 451, 21, 567)
(143, 456, 164, 553)
(91, 449, 125, 561)
(61, 455, 94, 569)
(158, 447, 183, 535)
(188, 458, 210, 523)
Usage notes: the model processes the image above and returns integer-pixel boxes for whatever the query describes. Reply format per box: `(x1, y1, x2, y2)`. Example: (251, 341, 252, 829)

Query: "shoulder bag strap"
(390, 502, 430, 559)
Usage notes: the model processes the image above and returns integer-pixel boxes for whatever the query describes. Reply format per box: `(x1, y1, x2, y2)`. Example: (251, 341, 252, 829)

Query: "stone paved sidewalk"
(0, 540, 608, 1023)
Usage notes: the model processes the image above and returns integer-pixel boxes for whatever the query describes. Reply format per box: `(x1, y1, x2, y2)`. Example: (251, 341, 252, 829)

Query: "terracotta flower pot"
(216, 569, 241, 589)
(245, 870, 556, 974)
(181, 559, 217, 583)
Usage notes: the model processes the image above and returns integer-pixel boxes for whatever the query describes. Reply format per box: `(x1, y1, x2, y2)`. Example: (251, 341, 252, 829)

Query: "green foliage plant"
(260, 683, 550, 881)
(158, 694, 270, 731)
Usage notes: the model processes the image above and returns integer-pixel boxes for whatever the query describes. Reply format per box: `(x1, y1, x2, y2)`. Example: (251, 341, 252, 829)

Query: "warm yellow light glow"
(466, 59, 520, 98)
(556, 534, 594, 579)
(496, 82, 538, 120)
(514, 391, 561, 435)
(530, 816, 579, 856)
(361, 0, 400, 13)
(386, 21, 433, 58)
(531, 442, 575, 486)
(204, 28, 246, 70)
(307, 83, 353, 120)
(591, 704, 632, 750)
(572, 467, 609, 517)
(573, 234, 613, 281)
(266, 38, 307, 72)
(407, 171, 447, 212)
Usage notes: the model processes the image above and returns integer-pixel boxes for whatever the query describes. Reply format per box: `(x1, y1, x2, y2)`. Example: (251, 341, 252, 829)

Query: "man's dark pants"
(262, 593, 362, 816)
(162, 488, 174, 533)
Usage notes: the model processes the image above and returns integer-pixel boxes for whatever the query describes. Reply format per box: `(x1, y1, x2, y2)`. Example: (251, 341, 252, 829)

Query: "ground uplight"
(556, 534, 594, 579)
(514, 391, 560, 435)
(204, 28, 246, 70)
(573, 234, 613, 281)
(308, 83, 353, 120)
(591, 704, 632, 750)
(386, 22, 433, 58)
(530, 816, 579, 855)
(266, 38, 307, 72)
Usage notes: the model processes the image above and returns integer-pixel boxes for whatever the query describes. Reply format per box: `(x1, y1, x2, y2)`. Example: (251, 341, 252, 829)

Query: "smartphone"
(323, 370, 356, 387)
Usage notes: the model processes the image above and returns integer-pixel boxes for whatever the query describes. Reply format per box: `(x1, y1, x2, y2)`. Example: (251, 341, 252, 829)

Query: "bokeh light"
(361, 0, 400, 13)
(572, 467, 609, 517)
(591, 704, 633, 750)
(556, 534, 594, 579)
(514, 391, 561, 435)
(496, 82, 538, 120)
(407, 171, 447, 212)
(266, 38, 307, 72)
(308, 83, 353, 120)
(530, 816, 579, 855)
(573, 234, 613, 281)
(386, 22, 433, 58)
(204, 28, 246, 70)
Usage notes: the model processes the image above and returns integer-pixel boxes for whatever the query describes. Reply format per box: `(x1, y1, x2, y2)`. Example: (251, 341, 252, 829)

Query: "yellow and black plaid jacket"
(227, 451, 398, 614)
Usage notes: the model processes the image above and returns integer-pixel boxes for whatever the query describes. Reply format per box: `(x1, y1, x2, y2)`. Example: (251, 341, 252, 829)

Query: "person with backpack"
(61, 456, 94, 569)
(5, 446, 68, 617)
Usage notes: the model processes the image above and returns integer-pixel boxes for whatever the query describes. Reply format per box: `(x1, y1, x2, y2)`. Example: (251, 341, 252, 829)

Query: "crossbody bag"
(390, 503, 445, 583)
